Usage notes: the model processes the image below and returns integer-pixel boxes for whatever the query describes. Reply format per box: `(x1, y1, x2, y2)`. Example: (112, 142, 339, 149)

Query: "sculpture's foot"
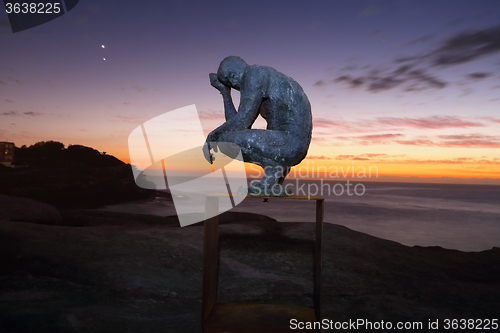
(247, 180, 293, 197)
(238, 164, 293, 197)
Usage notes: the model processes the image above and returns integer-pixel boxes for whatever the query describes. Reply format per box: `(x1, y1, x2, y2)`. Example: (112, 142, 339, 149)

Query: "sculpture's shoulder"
(244, 65, 288, 85)
(242, 65, 271, 89)
(247, 64, 280, 77)
(250, 65, 298, 85)
(245, 65, 271, 78)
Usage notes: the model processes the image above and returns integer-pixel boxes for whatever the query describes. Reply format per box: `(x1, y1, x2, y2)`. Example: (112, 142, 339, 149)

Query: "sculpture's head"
(217, 56, 248, 91)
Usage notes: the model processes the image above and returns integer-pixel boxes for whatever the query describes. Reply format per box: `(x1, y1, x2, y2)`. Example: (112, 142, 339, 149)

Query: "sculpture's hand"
(203, 135, 219, 164)
(209, 73, 230, 95)
(202, 141, 213, 164)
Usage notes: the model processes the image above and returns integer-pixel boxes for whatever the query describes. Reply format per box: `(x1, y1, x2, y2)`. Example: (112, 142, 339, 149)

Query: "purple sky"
(1, 0, 500, 182)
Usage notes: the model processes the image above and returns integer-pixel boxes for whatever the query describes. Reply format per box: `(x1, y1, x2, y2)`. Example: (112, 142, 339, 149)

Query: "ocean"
(102, 179, 500, 252)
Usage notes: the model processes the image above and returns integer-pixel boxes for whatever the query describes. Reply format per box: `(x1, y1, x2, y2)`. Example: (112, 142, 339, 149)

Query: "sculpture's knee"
(216, 141, 242, 160)
(218, 132, 256, 162)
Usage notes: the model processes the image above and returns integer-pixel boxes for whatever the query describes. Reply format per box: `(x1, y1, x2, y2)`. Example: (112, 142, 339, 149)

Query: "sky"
(1, 0, 500, 184)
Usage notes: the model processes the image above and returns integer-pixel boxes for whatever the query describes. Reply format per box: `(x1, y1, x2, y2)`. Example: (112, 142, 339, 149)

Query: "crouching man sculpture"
(203, 56, 312, 196)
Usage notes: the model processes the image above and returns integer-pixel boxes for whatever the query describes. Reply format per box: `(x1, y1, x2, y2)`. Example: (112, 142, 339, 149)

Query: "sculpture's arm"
(221, 90, 237, 121)
(203, 72, 264, 163)
(207, 92, 261, 141)
(210, 73, 236, 120)
(203, 91, 261, 163)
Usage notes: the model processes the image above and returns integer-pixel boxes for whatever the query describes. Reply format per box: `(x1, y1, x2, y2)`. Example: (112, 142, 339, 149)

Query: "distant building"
(0, 142, 15, 166)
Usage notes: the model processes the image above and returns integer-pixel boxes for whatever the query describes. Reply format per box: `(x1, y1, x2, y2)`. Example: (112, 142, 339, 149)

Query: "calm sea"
(103, 180, 500, 252)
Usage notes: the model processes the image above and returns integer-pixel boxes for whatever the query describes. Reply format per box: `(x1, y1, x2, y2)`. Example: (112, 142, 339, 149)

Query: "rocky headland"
(0, 141, 169, 208)
(1, 195, 499, 332)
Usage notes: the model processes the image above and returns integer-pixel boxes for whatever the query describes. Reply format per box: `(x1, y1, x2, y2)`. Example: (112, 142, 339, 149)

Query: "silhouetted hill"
(0, 141, 170, 208)
(12, 141, 124, 169)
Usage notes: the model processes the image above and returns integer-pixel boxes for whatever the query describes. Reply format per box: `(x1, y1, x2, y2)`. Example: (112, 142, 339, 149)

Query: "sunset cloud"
(332, 153, 500, 169)
(114, 114, 149, 123)
(310, 136, 345, 146)
(8, 76, 22, 84)
(1, 111, 17, 116)
(23, 112, 43, 116)
(314, 115, 483, 133)
(395, 24, 500, 67)
(0, 111, 43, 117)
(396, 134, 500, 148)
(377, 116, 483, 129)
(313, 117, 373, 132)
(431, 24, 500, 66)
(381, 157, 500, 165)
(437, 134, 500, 148)
(336, 133, 405, 145)
(305, 155, 332, 160)
(466, 72, 492, 80)
(319, 24, 500, 94)
(330, 132, 500, 148)
(363, 153, 392, 158)
(335, 154, 389, 161)
(329, 64, 448, 93)
(313, 80, 327, 87)
(198, 109, 225, 121)
(481, 116, 500, 124)
(405, 34, 435, 46)
(395, 139, 437, 146)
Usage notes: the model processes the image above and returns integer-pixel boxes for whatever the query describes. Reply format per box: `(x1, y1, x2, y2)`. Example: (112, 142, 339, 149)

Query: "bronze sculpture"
(203, 56, 312, 196)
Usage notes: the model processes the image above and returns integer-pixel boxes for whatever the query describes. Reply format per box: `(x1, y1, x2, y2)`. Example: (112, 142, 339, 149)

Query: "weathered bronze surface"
(203, 56, 312, 196)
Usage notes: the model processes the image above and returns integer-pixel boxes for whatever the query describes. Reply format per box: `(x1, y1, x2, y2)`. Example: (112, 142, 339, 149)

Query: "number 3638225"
(5, 3, 61, 14)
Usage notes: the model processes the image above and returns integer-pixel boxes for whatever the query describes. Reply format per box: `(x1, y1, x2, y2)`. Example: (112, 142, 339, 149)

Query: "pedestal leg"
(314, 199, 324, 321)
(202, 197, 219, 327)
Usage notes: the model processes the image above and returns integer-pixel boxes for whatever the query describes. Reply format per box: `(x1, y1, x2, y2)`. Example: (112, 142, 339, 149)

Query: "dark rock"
(0, 204, 498, 332)
(0, 194, 62, 225)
